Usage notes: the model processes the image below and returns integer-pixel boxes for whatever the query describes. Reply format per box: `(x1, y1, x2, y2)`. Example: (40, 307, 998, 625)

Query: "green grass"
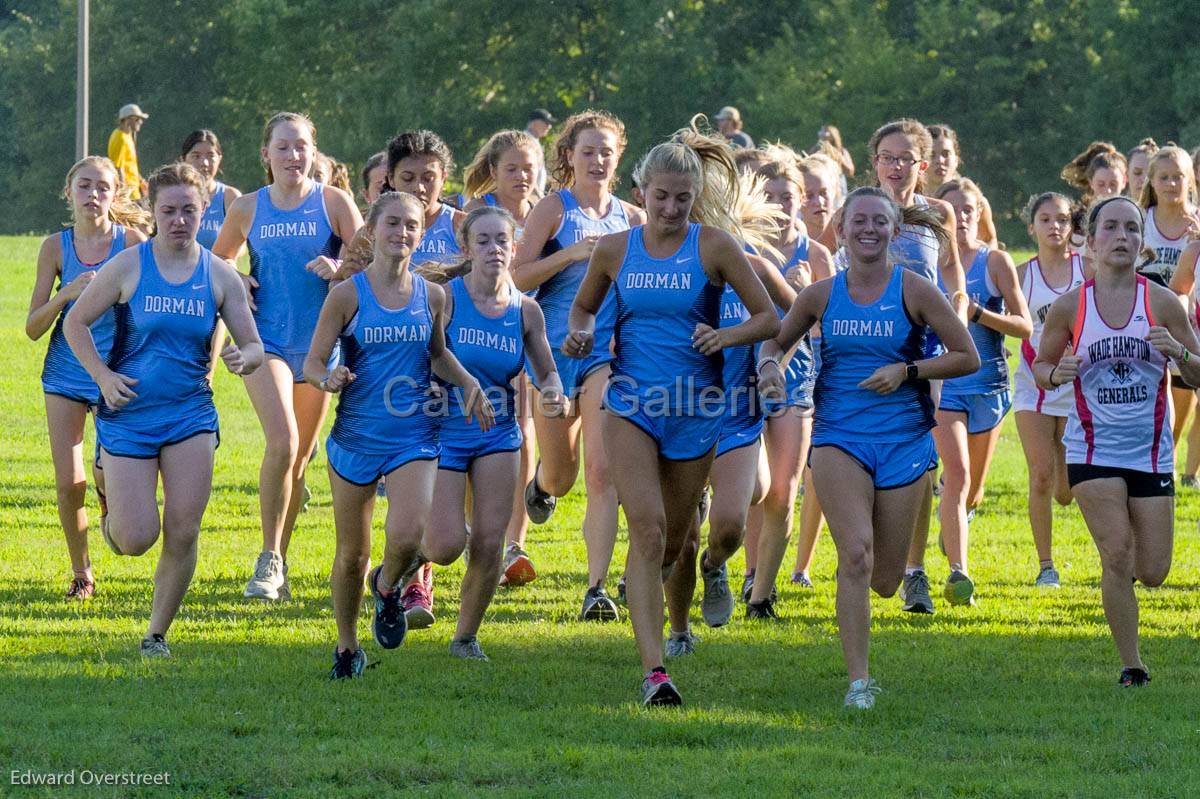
(2, 234, 1199, 798)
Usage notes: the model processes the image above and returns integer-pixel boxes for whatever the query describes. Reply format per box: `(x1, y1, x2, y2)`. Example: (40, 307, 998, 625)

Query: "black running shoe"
(580, 585, 620, 621)
(369, 565, 408, 649)
(524, 466, 557, 525)
(746, 597, 780, 620)
(1118, 667, 1150, 687)
(329, 647, 367, 680)
(617, 575, 627, 604)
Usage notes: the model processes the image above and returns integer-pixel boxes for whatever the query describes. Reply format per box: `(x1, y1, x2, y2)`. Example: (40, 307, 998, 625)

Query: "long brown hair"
(551, 110, 626, 190)
(868, 118, 934, 194)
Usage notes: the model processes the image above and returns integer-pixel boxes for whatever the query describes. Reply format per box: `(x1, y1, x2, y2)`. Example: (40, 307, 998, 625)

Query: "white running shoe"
(244, 551, 284, 600)
(844, 678, 881, 710)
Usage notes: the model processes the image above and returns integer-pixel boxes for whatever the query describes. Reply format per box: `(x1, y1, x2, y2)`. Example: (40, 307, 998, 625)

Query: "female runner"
(759, 186, 977, 709)
(567, 123, 779, 705)
(303, 192, 492, 678)
(858, 118, 967, 614)
(1127, 139, 1158, 203)
(64, 163, 262, 655)
(26, 156, 148, 598)
(461, 129, 544, 585)
(386, 130, 465, 267)
(1062, 142, 1128, 206)
(360, 151, 388, 208)
(212, 112, 363, 602)
(512, 110, 646, 621)
(1013, 193, 1086, 587)
(182, 130, 243, 251)
(743, 153, 835, 617)
(1168, 237, 1200, 485)
(925, 124, 999, 247)
(415, 206, 563, 657)
(929, 178, 1032, 601)
(1137, 146, 1200, 444)
(1034, 195, 1200, 687)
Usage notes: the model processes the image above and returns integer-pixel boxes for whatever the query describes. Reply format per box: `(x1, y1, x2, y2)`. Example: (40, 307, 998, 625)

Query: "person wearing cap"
(108, 104, 149, 200)
(525, 108, 555, 195)
(716, 106, 754, 150)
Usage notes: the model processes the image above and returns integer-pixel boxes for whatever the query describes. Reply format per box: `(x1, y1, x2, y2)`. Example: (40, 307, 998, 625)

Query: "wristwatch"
(905, 361, 919, 381)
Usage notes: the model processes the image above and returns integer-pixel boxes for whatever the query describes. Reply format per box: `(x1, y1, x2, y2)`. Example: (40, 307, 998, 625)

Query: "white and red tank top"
(1064, 276, 1172, 472)
(1017, 252, 1086, 413)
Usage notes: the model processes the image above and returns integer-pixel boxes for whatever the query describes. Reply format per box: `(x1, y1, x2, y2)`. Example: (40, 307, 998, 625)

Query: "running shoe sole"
(405, 606, 436, 629)
(503, 555, 537, 587)
(944, 574, 976, 606)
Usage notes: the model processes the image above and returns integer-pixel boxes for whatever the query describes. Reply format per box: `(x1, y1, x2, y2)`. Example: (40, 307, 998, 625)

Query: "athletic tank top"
(331, 273, 434, 455)
(480, 193, 525, 241)
(1018, 253, 1085, 411)
(1064, 276, 1172, 471)
(720, 281, 757, 422)
(814, 266, 932, 442)
(890, 194, 940, 283)
(100, 242, 217, 420)
(1138, 206, 1195, 286)
(42, 225, 127, 390)
(246, 184, 342, 355)
(410, 203, 460, 266)
(196, 181, 226, 250)
(443, 276, 525, 424)
(536, 188, 630, 347)
(944, 246, 1008, 396)
(611, 223, 723, 410)
(774, 236, 815, 391)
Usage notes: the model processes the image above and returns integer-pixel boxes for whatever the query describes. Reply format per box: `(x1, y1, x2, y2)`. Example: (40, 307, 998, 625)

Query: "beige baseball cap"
(118, 103, 149, 121)
(715, 106, 741, 122)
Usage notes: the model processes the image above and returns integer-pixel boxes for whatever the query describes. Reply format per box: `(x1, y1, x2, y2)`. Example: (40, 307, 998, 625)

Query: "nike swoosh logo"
(880, 304, 896, 311)
(1161, 479, 1172, 487)
(191, 284, 207, 290)
(303, 208, 318, 214)
(676, 257, 690, 264)
(910, 462, 921, 469)
(503, 320, 517, 327)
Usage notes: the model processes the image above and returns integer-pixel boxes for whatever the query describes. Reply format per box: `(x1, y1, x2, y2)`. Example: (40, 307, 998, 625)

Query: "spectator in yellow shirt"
(107, 104, 149, 199)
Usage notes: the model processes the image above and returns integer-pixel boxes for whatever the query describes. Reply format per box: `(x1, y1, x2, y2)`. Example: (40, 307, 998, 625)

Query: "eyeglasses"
(875, 154, 919, 168)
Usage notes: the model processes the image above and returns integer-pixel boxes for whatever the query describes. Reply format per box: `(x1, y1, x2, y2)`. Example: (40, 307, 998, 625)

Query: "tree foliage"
(2, 0, 1199, 239)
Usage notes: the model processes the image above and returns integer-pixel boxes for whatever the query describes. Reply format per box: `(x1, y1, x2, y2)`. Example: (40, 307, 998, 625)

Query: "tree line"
(3, 0, 1198, 241)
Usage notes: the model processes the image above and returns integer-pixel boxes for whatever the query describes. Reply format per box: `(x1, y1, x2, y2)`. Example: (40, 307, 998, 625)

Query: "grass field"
(2, 233, 1199, 798)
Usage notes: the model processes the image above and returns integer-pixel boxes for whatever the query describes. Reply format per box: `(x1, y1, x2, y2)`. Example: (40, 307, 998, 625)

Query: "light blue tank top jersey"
(442, 277, 525, 425)
(99, 242, 218, 423)
(246, 185, 342, 357)
(482, 193, 498, 207)
(943, 246, 1007, 396)
(775, 236, 815, 396)
(889, 194, 940, 283)
(196, 181, 226, 250)
(814, 266, 933, 442)
(42, 225, 127, 399)
(537, 188, 630, 348)
(331, 273, 434, 455)
(720, 282, 758, 421)
(611, 223, 723, 411)
(410, 203, 461, 266)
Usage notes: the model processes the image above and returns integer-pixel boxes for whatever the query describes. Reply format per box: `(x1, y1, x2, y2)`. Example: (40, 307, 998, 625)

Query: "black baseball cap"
(529, 108, 555, 124)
